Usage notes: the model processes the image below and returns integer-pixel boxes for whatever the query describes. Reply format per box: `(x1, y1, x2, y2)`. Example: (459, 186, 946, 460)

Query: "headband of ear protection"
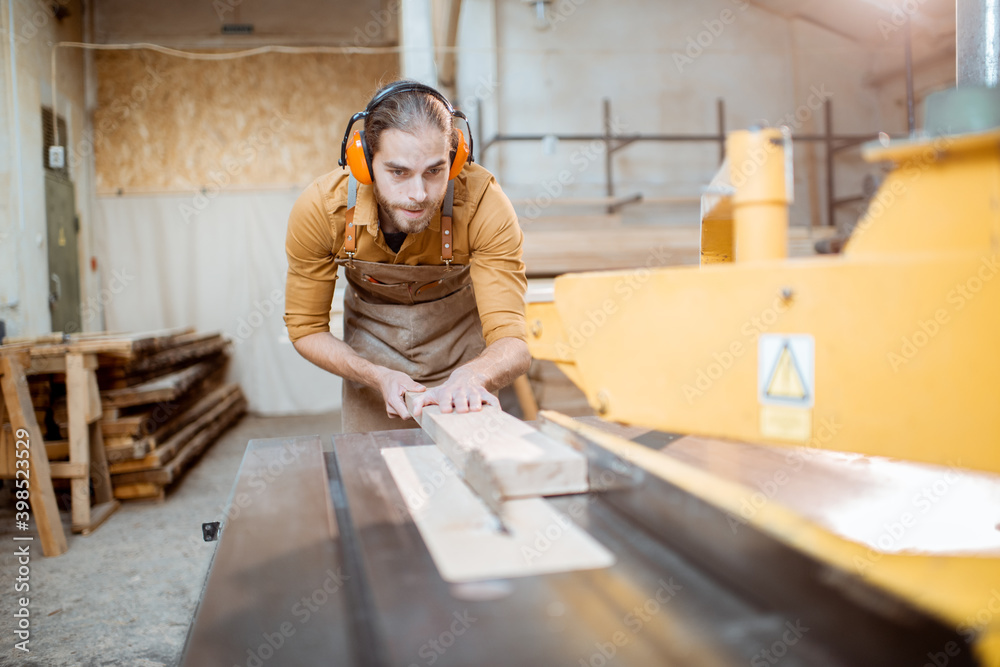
(338, 81, 474, 185)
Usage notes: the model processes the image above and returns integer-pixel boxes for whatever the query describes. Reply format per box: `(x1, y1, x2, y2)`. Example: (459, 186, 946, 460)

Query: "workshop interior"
(1, 0, 999, 665)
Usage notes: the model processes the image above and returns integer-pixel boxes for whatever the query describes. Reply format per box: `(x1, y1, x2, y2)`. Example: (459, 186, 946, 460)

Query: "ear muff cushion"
(345, 130, 373, 185)
(448, 134, 470, 180)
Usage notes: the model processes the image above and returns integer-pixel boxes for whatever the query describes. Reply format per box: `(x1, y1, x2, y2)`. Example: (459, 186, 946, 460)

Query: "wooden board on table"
(382, 445, 613, 582)
(404, 393, 587, 499)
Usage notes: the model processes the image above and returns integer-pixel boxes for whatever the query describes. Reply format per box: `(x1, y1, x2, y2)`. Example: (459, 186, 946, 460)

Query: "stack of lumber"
(1, 328, 246, 501)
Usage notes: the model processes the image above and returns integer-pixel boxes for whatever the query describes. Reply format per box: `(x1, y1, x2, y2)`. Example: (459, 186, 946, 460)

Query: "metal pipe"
(825, 98, 835, 228)
(957, 0, 1000, 87)
(603, 98, 614, 204)
(479, 132, 878, 148)
(717, 98, 726, 164)
(905, 17, 916, 134)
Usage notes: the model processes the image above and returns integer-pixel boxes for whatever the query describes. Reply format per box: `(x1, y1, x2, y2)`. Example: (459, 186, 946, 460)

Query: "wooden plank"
(111, 393, 246, 486)
(0, 356, 68, 557)
(113, 482, 165, 501)
(65, 353, 92, 531)
(49, 462, 88, 478)
(116, 334, 227, 376)
(381, 445, 613, 582)
(100, 415, 145, 438)
(103, 370, 229, 463)
(108, 384, 241, 473)
(45, 440, 69, 459)
(404, 394, 587, 499)
(100, 358, 221, 409)
(104, 438, 155, 464)
(9, 327, 195, 359)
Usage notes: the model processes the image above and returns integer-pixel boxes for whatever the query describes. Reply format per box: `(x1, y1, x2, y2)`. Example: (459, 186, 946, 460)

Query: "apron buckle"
(442, 256, 453, 270)
(346, 250, 356, 268)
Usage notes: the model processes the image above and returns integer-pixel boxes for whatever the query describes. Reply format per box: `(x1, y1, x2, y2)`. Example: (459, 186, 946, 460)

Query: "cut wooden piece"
(382, 445, 613, 582)
(0, 355, 68, 557)
(113, 482, 165, 501)
(65, 353, 92, 532)
(104, 437, 155, 463)
(109, 384, 242, 473)
(404, 393, 587, 499)
(100, 415, 145, 438)
(100, 358, 222, 409)
(111, 392, 246, 487)
(103, 372, 229, 464)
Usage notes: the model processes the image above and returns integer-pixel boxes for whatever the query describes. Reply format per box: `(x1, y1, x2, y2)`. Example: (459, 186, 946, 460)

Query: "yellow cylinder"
(726, 128, 790, 262)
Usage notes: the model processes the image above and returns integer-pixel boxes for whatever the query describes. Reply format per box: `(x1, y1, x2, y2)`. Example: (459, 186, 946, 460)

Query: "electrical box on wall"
(48, 145, 65, 169)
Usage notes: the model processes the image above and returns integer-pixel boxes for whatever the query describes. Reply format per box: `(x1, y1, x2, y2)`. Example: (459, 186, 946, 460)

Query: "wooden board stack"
(1, 328, 247, 502)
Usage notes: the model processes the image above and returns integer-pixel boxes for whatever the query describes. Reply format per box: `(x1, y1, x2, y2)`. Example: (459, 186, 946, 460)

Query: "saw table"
(179, 417, 974, 667)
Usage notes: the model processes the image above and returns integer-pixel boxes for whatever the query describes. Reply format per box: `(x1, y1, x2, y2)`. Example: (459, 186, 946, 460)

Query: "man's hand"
(376, 368, 426, 419)
(410, 369, 499, 418)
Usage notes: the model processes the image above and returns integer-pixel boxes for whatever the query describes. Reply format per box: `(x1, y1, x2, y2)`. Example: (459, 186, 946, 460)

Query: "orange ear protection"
(339, 81, 474, 186)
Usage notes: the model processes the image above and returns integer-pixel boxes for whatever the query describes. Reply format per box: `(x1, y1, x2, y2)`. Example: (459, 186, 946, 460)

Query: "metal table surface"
(182, 425, 975, 667)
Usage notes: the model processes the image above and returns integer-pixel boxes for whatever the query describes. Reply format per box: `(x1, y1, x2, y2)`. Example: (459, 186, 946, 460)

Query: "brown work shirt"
(283, 162, 527, 346)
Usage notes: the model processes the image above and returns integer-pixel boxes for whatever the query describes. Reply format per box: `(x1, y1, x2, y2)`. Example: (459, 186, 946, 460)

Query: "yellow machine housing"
(526, 87, 1000, 664)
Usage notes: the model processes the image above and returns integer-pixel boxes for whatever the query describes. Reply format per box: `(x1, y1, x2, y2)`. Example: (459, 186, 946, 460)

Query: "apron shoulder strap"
(441, 180, 455, 265)
(344, 175, 358, 259)
(344, 175, 455, 265)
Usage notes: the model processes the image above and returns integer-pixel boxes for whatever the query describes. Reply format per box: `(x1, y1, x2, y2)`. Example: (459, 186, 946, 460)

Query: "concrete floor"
(0, 412, 340, 667)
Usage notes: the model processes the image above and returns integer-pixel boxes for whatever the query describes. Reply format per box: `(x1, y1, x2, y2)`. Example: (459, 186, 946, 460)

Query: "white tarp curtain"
(95, 191, 342, 416)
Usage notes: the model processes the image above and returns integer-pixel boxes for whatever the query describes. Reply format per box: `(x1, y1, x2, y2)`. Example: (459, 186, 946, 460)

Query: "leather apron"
(335, 178, 486, 434)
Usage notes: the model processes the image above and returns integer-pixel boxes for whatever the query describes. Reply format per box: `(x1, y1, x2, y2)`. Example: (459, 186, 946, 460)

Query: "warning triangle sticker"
(766, 344, 807, 401)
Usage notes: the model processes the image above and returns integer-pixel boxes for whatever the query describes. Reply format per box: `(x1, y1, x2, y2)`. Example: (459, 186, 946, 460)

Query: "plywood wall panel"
(94, 51, 399, 193)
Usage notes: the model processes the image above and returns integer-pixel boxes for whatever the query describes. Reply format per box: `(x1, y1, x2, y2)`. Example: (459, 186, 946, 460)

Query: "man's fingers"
(452, 390, 470, 414)
(387, 391, 410, 419)
(467, 390, 483, 412)
(484, 392, 500, 408)
(409, 390, 428, 418)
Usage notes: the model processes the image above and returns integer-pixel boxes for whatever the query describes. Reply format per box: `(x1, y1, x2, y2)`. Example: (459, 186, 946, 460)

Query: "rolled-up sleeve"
(468, 179, 528, 345)
(284, 184, 339, 343)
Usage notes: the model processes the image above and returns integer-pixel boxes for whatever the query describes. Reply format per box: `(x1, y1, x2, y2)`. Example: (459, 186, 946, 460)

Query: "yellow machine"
(527, 86, 1000, 665)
